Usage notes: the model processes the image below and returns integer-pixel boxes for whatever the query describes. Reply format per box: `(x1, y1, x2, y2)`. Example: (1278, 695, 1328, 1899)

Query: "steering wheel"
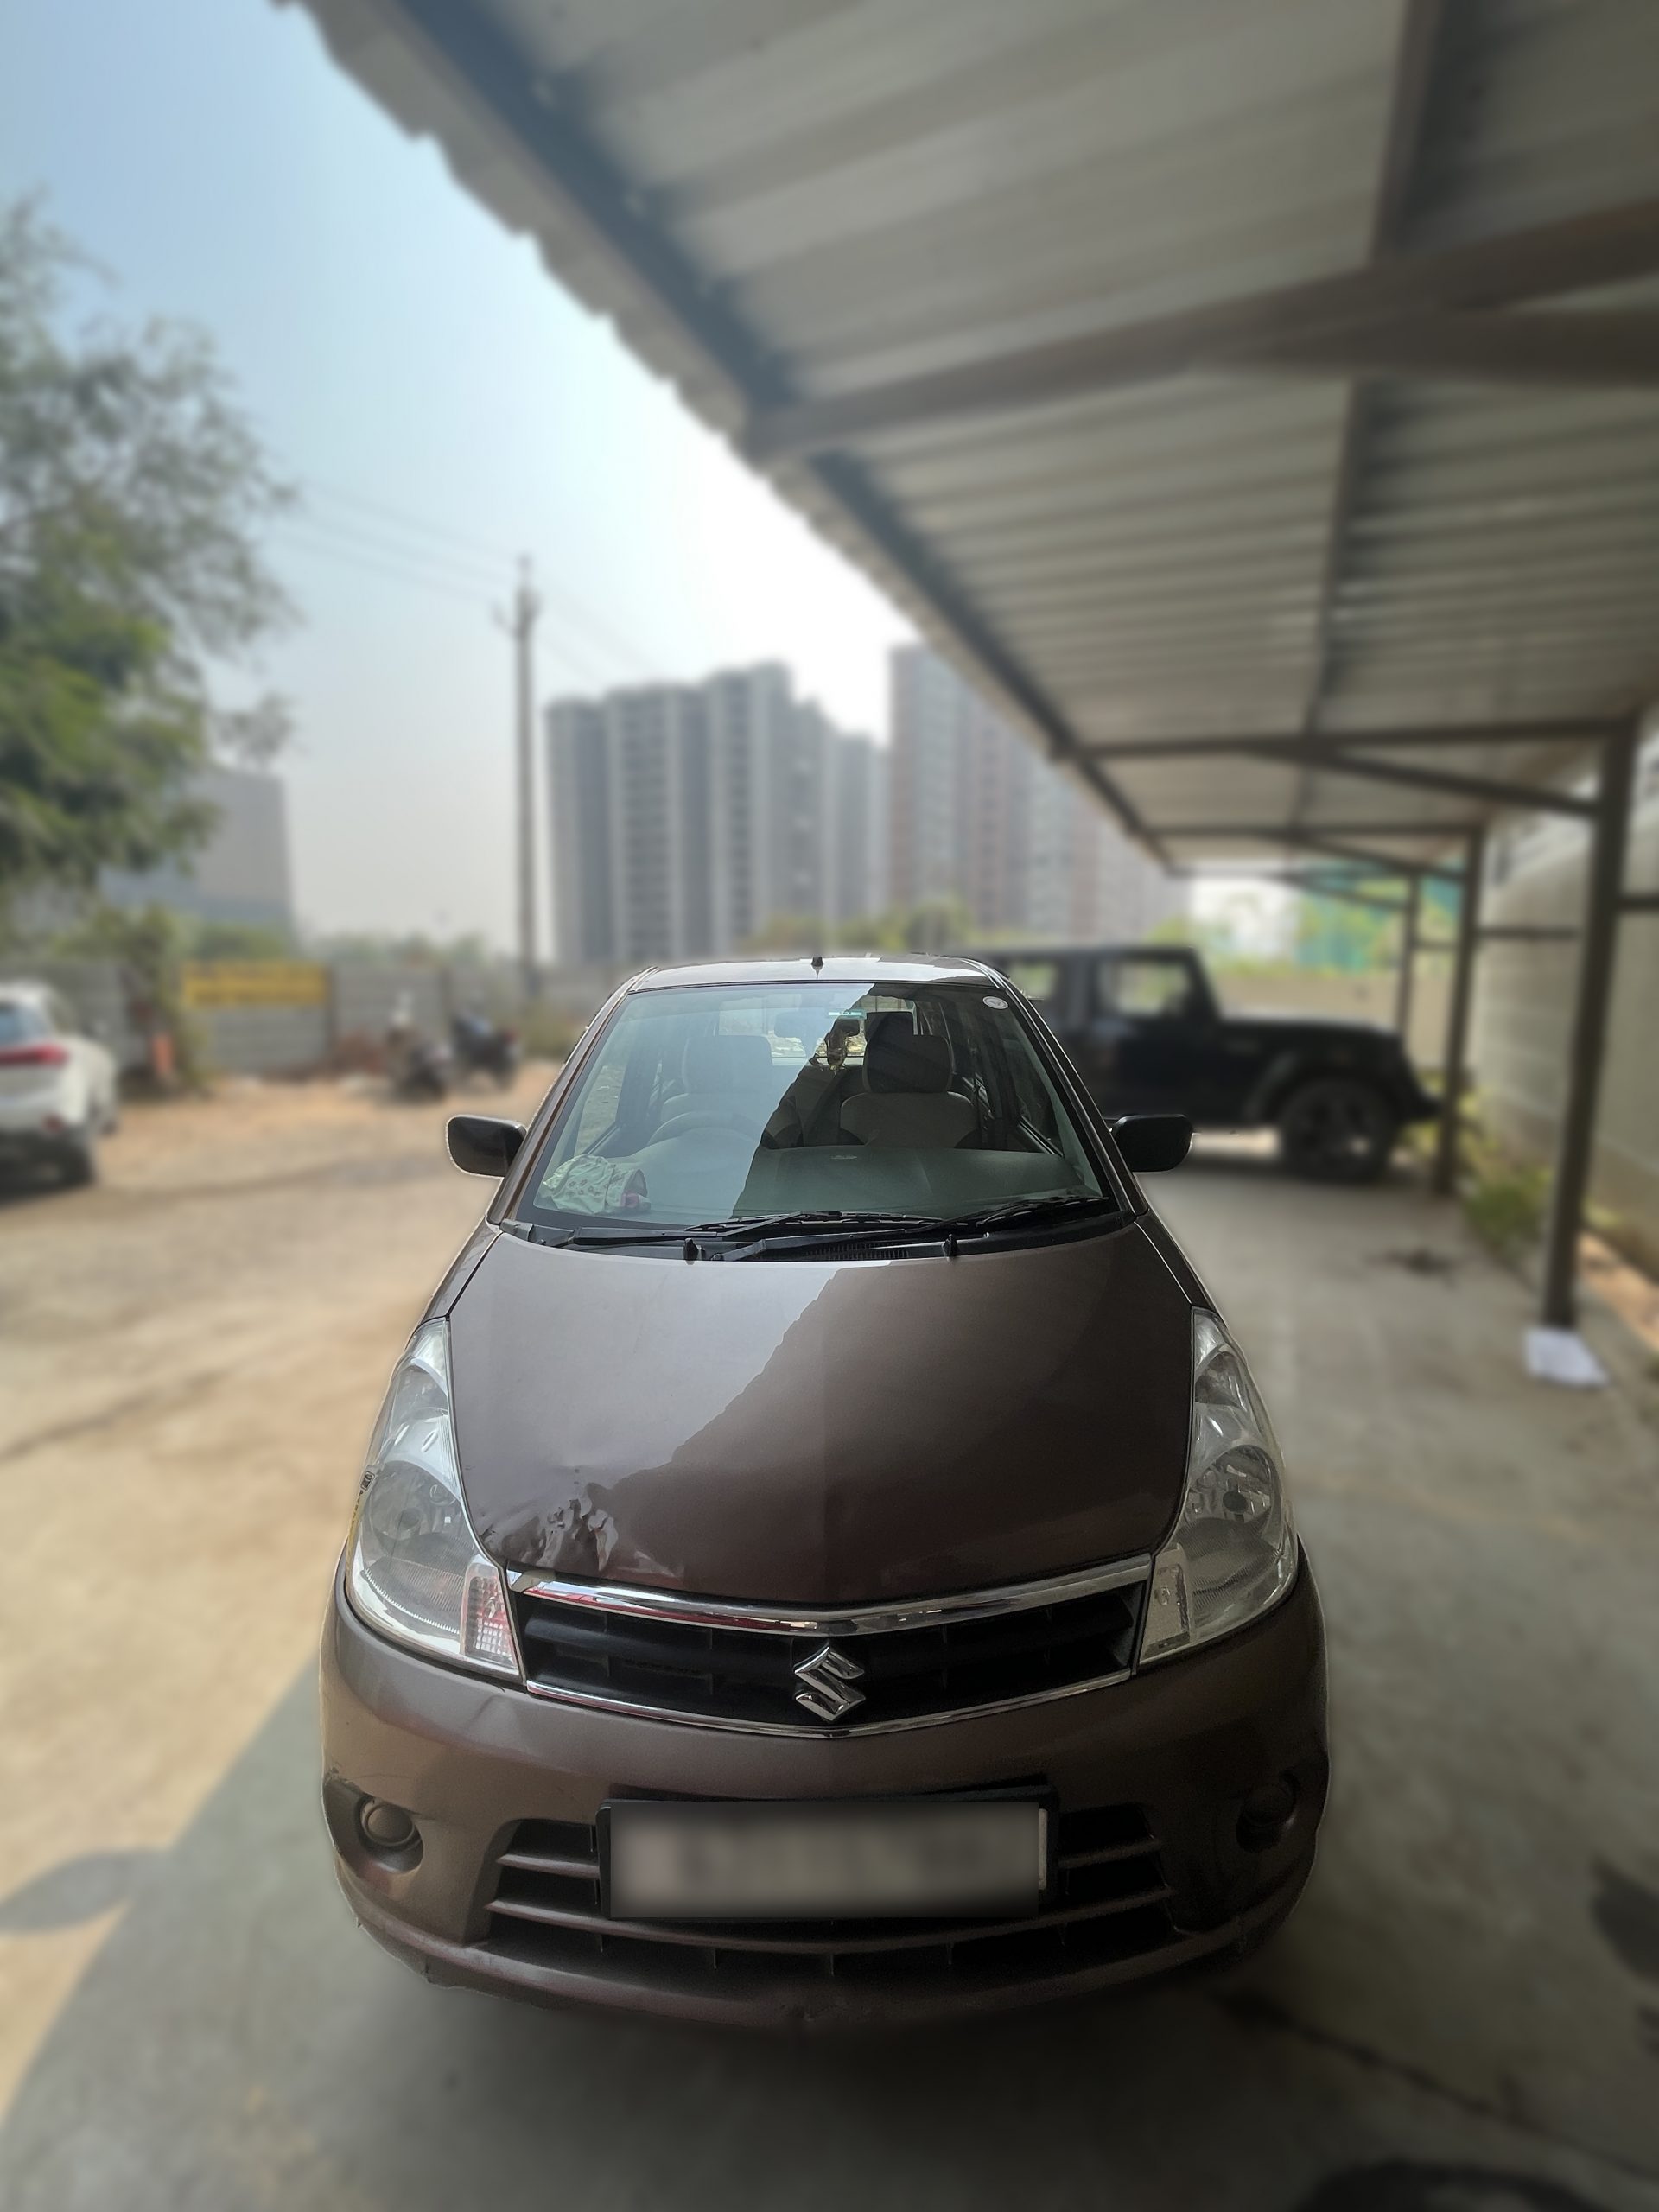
(651, 1108, 765, 1143)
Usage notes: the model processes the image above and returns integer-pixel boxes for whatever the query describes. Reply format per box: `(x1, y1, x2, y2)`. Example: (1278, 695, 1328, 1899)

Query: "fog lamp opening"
(1236, 1775, 1299, 1853)
(359, 1798, 420, 1863)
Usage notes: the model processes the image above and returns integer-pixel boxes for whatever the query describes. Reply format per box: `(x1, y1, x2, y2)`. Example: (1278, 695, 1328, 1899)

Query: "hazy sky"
(2, 0, 912, 947)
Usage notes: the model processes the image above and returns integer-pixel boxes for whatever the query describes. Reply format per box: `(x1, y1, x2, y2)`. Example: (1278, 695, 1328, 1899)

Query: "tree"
(0, 199, 295, 919)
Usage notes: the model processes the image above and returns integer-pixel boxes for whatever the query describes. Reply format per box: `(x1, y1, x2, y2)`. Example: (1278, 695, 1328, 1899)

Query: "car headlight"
(346, 1318, 520, 1680)
(1140, 1309, 1297, 1664)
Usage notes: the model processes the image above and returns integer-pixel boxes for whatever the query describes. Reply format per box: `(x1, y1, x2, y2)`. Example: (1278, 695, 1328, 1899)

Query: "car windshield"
(518, 981, 1109, 1234)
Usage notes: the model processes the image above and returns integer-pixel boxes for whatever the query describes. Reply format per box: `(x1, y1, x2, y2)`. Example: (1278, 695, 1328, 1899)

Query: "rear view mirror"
(1111, 1113, 1192, 1173)
(447, 1114, 526, 1178)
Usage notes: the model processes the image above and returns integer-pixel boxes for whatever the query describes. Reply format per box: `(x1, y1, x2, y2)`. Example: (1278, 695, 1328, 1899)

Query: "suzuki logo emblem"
(792, 1643, 866, 1723)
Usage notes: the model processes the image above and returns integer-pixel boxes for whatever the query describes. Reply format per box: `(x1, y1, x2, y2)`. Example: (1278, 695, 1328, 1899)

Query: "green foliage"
(744, 898, 976, 956)
(0, 199, 295, 915)
(309, 928, 496, 967)
(515, 1002, 584, 1061)
(1463, 1151, 1551, 1262)
(50, 899, 209, 1086)
(181, 918, 295, 959)
(1145, 908, 1302, 979)
(1294, 882, 1399, 973)
(1444, 1099, 1551, 1262)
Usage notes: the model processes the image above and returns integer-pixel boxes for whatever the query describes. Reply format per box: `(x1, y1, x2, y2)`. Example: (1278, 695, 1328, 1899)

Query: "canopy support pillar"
(1538, 722, 1639, 1327)
(1431, 830, 1484, 1195)
(1395, 874, 1421, 1045)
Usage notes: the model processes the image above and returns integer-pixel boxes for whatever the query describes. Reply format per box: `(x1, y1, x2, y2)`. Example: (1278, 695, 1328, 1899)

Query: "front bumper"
(321, 1555, 1327, 2028)
(0, 1117, 73, 1163)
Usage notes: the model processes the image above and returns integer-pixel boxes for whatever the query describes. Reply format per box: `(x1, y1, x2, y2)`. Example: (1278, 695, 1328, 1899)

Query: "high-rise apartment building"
(547, 701, 613, 966)
(547, 666, 887, 965)
(888, 645, 1181, 942)
(703, 664, 791, 950)
(888, 645, 972, 910)
(834, 734, 888, 925)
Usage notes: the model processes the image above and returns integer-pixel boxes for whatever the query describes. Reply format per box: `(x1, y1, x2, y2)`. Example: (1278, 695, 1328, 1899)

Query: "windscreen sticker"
(982, 993, 1008, 1009)
(537, 1156, 648, 1214)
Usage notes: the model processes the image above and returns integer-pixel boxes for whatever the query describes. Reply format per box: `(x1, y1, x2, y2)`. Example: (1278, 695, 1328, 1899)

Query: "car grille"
(508, 1564, 1147, 1734)
(480, 1802, 1178, 1993)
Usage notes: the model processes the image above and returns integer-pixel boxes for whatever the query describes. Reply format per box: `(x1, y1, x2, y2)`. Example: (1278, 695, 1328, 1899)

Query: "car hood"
(447, 1221, 1193, 1605)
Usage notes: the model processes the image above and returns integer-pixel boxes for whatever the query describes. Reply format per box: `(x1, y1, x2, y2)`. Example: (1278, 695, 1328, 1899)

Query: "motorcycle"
(450, 1011, 520, 1088)
(385, 1012, 453, 1102)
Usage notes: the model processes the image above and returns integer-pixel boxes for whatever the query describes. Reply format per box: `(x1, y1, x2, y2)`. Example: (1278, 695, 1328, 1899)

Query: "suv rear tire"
(1277, 1076, 1396, 1184)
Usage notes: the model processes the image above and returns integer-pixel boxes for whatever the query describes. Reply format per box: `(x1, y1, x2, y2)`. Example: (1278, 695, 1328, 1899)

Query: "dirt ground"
(0, 1065, 557, 2110)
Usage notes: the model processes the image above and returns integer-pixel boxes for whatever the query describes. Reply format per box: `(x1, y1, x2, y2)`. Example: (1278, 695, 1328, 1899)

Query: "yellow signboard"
(180, 961, 329, 1010)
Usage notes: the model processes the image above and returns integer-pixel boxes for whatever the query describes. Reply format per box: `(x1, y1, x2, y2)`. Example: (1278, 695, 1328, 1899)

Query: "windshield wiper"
(530, 1210, 942, 1252)
(531, 1221, 691, 1248)
(690, 1210, 942, 1247)
(949, 1192, 1118, 1236)
(533, 1199, 1115, 1254)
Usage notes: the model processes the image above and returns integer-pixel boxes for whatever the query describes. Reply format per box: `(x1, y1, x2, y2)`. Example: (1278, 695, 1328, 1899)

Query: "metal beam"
(1156, 820, 1479, 844)
(1395, 874, 1422, 1039)
(359, 0, 1159, 854)
(1300, 0, 1447, 728)
(1081, 717, 1630, 761)
(1296, 880, 1411, 916)
(1273, 308, 1659, 388)
(1539, 725, 1639, 1328)
(747, 195, 1659, 460)
(1291, 832, 1453, 878)
(1478, 923, 1581, 943)
(1249, 746, 1598, 817)
(1431, 829, 1485, 1194)
(1622, 890, 1659, 915)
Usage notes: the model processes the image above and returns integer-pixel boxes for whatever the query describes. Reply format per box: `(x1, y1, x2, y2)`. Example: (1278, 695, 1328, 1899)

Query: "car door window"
(1096, 958, 1196, 1021)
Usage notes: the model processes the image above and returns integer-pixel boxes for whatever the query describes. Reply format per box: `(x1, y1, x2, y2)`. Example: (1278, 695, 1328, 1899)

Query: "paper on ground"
(1524, 1326, 1609, 1388)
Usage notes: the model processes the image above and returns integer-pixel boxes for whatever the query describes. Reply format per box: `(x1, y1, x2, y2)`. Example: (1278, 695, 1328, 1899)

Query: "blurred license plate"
(603, 1798, 1046, 1922)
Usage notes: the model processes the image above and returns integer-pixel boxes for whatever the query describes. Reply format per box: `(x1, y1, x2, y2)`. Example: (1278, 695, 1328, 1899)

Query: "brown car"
(321, 955, 1326, 2026)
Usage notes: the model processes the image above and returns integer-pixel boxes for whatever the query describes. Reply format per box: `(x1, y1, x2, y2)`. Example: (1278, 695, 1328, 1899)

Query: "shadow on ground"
(0, 1675, 1637, 2212)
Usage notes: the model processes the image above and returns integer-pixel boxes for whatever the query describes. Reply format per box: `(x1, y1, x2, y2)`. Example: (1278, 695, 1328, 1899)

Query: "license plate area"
(601, 1795, 1049, 1923)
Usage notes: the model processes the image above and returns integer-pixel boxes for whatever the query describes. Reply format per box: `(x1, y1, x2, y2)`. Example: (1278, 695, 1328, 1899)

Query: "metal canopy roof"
(289, 0, 1659, 865)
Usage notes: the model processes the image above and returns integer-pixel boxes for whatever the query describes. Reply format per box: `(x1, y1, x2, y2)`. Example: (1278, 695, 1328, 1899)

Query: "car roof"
(0, 981, 54, 1006)
(963, 944, 1193, 964)
(627, 954, 996, 992)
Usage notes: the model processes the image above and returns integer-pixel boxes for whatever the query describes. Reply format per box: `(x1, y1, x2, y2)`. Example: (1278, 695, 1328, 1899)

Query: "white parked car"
(0, 982, 121, 1187)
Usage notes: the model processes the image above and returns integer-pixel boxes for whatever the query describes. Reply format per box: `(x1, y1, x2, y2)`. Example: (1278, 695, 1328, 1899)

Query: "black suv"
(968, 945, 1437, 1182)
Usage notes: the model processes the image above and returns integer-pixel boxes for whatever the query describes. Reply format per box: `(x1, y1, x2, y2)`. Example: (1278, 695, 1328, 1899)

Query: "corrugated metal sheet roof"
(287, 0, 1659, 859)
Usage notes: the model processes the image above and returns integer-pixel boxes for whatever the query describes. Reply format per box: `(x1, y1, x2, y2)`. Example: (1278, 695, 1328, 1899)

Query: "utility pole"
(498, 559, 542, 999)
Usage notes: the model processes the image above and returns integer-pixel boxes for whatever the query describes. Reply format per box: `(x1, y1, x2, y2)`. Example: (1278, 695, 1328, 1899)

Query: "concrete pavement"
(2, 1108, 1656, 2209)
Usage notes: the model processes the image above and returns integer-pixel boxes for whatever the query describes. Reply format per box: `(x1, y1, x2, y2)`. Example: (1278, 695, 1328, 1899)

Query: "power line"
(270, 524, 493, 610)
(272, 523, 625, 688)
(296, 471, 669, 684)
(283, 506, 512, 595)
(301, 474, 517, 566)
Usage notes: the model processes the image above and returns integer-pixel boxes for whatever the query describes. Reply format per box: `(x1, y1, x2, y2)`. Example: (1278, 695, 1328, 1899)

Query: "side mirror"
(447, 1114, 526, 1179)
(1111, 1112, 1192, 1173)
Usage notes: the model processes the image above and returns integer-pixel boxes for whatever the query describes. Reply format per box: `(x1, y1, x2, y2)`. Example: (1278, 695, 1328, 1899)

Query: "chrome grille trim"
(518, 1664, 1135, 1737)
(506, 1554, 1152, 1639)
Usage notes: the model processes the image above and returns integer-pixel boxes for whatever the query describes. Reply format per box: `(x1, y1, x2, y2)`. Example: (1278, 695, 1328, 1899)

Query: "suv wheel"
(1277, 1077, 1396, 1184)
(56, 1128, 99, 1188)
